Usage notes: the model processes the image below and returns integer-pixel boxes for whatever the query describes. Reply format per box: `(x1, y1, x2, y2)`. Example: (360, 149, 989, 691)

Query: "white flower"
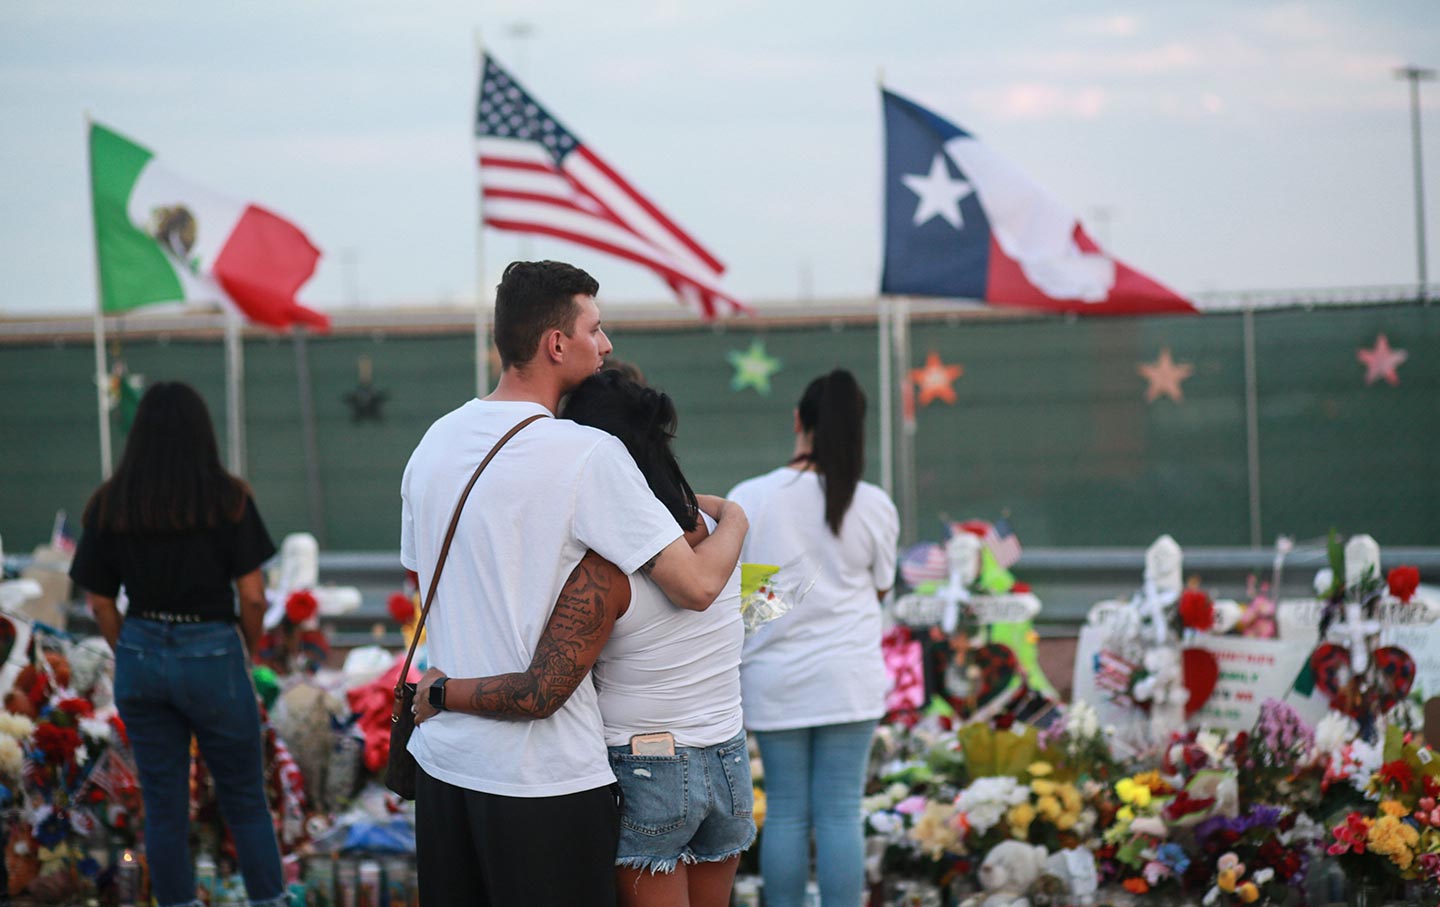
(955, 776, 1030, 836)
(886, 782, 911, 802)
(0, 736, 22, 782)
(1252, 868, 1275, 885)
(79, 716, 113, 744)
(1314, 712, 1357, 757)
(0, 713, 35, 740)
(868, 812, 904, 837)
(1348, 738, 1384, 795)
(1068, 701, 1100, 740)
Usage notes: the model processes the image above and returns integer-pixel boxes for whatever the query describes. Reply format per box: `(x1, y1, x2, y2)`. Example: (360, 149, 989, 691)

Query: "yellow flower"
(1367, 816, 1420, 871)
(1027, 761, 1054, 777)
(1380, 799, 1409, 818)
(1059, 784, 1082, 812)
(1008, 802, 1036, 837)
(1117, 806, 1135, 823)
(1031, 778, 1058, 797)
(1036, 795, 1063, 821)
(1054, 811, 1077, 831)
(1217, 869, 1240, 893)
(1238, 882, 1260, 903)
(1116, 778, 1152, 807)
(1133, 770, 1166, 792)
(753, 788, 767, 828)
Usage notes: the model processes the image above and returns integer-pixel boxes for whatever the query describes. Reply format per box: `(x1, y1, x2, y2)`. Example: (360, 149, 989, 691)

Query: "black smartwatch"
(428, 677, 449, 711)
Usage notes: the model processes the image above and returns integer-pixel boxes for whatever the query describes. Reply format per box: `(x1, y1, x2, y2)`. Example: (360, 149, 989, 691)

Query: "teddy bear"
(960, 841, 1049, 907)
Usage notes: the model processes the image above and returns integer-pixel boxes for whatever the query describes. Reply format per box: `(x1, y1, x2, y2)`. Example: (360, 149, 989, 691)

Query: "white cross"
(1327, 602, 1381, 674)
(1135, 581, 1174, 646)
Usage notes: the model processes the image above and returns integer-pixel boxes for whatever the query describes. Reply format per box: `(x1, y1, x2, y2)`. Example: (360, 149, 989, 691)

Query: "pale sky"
(2, 0, 1437, 317)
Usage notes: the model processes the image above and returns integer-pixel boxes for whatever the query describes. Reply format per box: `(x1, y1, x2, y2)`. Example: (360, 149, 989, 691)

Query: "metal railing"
(17, 546, 1438, 645)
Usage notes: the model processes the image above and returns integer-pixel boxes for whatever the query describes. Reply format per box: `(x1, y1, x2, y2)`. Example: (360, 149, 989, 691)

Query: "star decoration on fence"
(343, 355, 389, 422)
(1138, 348, 1194, 403)
(727, 340, 781, 395)
(1357, 334, 1407, 386)
(910, 351, 963, 406)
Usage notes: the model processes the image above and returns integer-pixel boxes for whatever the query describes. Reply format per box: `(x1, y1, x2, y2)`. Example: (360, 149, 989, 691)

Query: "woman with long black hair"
(70, 382, 285, 907)
(727, 369, 899, 907)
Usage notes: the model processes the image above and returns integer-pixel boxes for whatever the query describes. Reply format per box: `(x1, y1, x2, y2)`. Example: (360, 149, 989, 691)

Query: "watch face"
(429, 679, 446, 710)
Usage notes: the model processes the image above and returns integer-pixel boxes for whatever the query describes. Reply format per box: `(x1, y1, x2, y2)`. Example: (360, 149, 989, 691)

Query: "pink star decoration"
(1137, 348, 1194, 403)
(1357, 334, 1407, 386)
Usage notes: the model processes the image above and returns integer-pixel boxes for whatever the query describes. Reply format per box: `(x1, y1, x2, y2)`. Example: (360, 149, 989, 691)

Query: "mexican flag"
(88, 122, 328, 330)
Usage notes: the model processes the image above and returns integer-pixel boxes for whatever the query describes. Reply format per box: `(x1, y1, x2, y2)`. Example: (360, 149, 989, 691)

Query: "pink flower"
(895, 795, 928, 816)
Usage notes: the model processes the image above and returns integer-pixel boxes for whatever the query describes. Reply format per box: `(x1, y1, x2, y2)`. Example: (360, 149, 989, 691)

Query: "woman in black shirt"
(70, 382, 286, 907)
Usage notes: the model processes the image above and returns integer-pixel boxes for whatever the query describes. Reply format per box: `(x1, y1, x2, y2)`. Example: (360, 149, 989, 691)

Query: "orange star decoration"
(1137, 348, 1194, 403)
(910, 351, 963, 406)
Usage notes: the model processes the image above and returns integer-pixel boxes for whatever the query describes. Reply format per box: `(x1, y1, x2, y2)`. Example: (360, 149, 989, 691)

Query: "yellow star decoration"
(1137, 348, 1194, 403)
(727, 340, 782, 395)
(910, 351, 963, 406)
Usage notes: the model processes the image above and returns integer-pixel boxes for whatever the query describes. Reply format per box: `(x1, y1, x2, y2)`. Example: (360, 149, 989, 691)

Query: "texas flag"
(881, 89, 1195, 315)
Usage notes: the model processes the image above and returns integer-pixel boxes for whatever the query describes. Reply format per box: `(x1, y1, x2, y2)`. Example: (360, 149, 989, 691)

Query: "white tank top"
(593, 518, 744, 747)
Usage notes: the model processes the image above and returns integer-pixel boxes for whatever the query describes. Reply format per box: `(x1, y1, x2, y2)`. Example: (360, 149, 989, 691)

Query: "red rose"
(1178, 590, 1215, 631)
(285, 590, 319, 624)
(32, 723, 81, 763)
(57, 698, 94, 719)
(88, 788, 106, 804)
(1379, 759, 1416, 793)
(1011, 582, 1031, 594)
(387, 593, 417, 626)
(1389, 566, 1421, 603)
(994, 713, 1015, 731)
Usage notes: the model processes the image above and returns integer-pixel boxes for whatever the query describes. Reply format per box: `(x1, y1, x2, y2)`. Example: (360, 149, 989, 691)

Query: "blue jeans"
(114, 619, 285, 907)
(607, 730, 756, 873)
(753, 720, 877, 907)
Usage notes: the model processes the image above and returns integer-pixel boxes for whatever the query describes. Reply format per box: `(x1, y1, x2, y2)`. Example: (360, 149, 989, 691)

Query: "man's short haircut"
(493, 260, 601, 370)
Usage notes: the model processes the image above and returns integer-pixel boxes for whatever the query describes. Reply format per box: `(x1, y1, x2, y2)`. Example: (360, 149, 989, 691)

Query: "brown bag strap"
(394, 412, 547, 697)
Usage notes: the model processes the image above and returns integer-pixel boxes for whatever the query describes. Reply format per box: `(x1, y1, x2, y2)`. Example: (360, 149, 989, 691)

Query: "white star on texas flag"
(902, 153, 973, 229)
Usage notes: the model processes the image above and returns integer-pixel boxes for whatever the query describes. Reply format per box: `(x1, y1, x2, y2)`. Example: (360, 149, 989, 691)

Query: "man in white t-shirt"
(400, 260, 746, 907)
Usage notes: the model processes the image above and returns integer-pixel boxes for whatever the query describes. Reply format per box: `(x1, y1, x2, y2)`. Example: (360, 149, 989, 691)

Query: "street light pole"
(1395, 64, 1435, 299)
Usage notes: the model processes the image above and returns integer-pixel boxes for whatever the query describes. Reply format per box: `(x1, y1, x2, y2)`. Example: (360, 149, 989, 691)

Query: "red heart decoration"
(1373, 646, 1416, 712)
(970, 643, 1020, 706)
(1181, 648, 1219, 718)
(1309, 643, 1416, 718)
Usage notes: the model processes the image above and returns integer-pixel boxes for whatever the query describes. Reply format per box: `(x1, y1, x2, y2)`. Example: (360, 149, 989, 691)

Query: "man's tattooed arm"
(413, 551, 628, 724)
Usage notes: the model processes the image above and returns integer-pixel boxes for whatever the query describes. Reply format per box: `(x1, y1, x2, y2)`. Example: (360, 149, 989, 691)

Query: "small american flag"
(475, 54, 748, 319)
(984, 517, 1022, 569)
(900, 542, 948, 586)
(50, 510, 77, 557)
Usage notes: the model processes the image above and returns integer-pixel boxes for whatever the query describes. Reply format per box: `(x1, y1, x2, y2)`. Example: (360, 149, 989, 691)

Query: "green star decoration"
(727, 340, 782, 396)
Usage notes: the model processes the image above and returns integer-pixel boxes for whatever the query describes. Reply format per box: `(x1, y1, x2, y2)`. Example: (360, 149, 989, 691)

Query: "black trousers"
(415, 765, 621, 906)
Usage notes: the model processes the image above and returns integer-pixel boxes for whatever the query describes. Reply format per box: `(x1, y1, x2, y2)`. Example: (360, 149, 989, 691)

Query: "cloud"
(967, 83, 1109, 121)
(1254, 2, 1340, 43)
(1067, 14, 1141, 38)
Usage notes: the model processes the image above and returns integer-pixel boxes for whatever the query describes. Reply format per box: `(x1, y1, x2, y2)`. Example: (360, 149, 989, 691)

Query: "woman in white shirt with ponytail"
(727, 369, 900, 907)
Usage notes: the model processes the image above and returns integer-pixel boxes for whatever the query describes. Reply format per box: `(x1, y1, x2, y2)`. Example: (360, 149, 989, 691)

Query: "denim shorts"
(607, 730, 757, 873)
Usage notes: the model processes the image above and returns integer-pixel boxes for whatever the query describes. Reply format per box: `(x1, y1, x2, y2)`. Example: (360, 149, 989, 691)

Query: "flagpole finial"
(876, 66, 886, 87)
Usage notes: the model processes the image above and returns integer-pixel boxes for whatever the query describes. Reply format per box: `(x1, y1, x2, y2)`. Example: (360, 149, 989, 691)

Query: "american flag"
(900, 542, 948, 586)
(50, 510, 77, 557)
(475, 54, 748, 319)
(984, 518, 1022, 569)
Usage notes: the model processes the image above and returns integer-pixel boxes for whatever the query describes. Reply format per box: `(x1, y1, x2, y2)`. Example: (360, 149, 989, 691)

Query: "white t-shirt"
(592, 515, 744, 748)
(401, 399, 682, 797)
(727, 467, 899, 732)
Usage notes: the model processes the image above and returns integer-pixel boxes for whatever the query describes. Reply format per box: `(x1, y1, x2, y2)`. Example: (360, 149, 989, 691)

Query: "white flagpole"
(85, 113, 113, 478)
(878, 295, 893, 496)
(474, 29, 492, 398)
(875, 71, 896, 499)
(224, 309, 247, 476)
